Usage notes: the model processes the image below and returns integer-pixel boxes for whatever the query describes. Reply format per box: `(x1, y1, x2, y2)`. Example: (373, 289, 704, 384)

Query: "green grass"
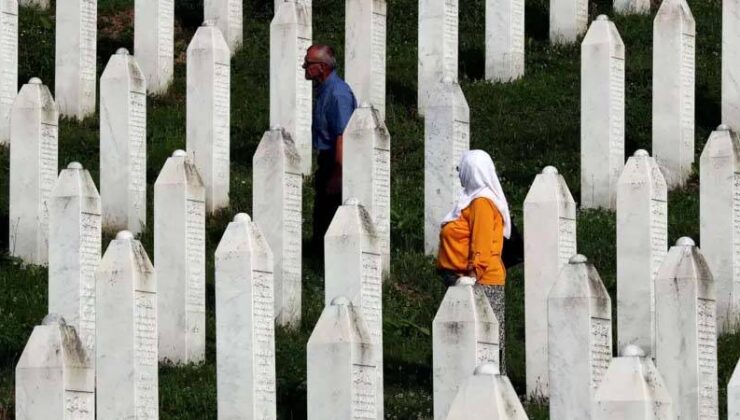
(0, 0, 735, 418)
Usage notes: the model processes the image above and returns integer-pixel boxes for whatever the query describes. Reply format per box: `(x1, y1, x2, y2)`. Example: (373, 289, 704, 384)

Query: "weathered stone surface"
(418, 0, 458, 115)
(205, 0, 243, 54)
(19, 0, 48, 9)
(15, 315, 94, 420)
(655, 237, 718, 419)
(154, 150, 206, 364)
(485, 0, 524, 82)
(100, 48, 147, 235)
(0, 0, 17, 144)
(617, 150, 667, 356)
(55, 0, 96, 120)
(730, 359, 740, 419)
(445, 364, 528, 420)
(307, 296, 380, 420)
(433, 277, 499, 420)
(523, 166, 577, 398)
(652, 0, 695, 189)
(215, 213, 276, 419)
(8, 78, 58, 266)
(96, 231, 158, 419)
(581, 15, 625, 210)
(134, 0, 174, 94)
(424, 77, 469, 255)
(724, 0, 740, 133)
(548, 254, 612, 420)
(549, 0, 588, 44)
(613, 0, 649, 14)
(345, 0, 386, 118)
(253, 127, 303, 328)
(186, 22, 231, 213)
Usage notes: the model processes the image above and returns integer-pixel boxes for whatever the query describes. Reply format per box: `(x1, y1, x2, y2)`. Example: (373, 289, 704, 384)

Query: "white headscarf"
(441, 150, 512, 239)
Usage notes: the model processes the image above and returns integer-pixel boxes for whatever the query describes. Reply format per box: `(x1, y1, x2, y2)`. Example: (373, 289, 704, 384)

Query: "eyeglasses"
(302, 60, 324, 69)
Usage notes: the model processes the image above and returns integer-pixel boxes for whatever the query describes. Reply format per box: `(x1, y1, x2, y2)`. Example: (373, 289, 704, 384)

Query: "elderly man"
(304, 44, 357, 251)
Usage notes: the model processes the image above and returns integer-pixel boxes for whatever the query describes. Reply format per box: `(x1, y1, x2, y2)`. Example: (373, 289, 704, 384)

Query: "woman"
(436, 149, 511, 371)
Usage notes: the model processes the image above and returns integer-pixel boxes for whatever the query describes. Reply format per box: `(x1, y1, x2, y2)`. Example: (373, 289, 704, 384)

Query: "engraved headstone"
(19, 0, 48, 9)
(0, 0, 16, 144)
(100, 48, 147, 235)
(730, 359, 740, 419)
(724, 0, 740, 132)
(424, 77, 469, 255)
(614, 0, 649, 14)
(307, 296, 379, 420)
(8, 78, 58, 266)
(134, 0, 174, 94)
(345, 0, 386, 118)
(548, 254, 612, 420)
(700, 125, 740, 333)
(270, 1, 312, 175)
(485, 0, 524, 82)
(215, 213, 276, 419)
(581, 15, 625, 210)
(204, 0, 243, 54)
(96, 231, 158, 419)
(15, 315, 94, 420)
(655, 237, 718, 419)
(523, 166, 577, 398)
(48, 162, 101, 363)
(342, 104, 391, 272)
(617, 150, 667, 356)
(55, 0, 96, 120)
(186, 21, 231, 213)
(155, 150, 206, 363)
(253, 127, 303, 328)
(549, 0, 588, 44)
(417, 0, 458, 115)
(652, 0, 695, 189)
(433, 277, 500, 420)
(445, 364, 528, 420)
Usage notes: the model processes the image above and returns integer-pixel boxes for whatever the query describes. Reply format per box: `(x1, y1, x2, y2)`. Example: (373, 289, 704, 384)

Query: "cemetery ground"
(0, 0, 739, 418)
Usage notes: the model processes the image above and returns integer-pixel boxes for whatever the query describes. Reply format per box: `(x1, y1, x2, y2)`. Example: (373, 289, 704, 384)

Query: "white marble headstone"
(730, 359, 740, 419)
(205, 0, 243, 55)
(134, 0, 174, 94)
(8, 77, 58, 266)
(154, 150, 206, 364)
(445, 364, 528, 420)
(55, 0, 96, 120)
(0, 0, 16, 145)
(433, 277, 500, 420)
(548, 254, 612, 420)
(215, 213, 276, 419)
(186, 21, 231, 213)
(616, 150, 667, 356)
(724, 0, 740, 133)
(424, 77, 469, 255)
(613, 0, 649, 14)
(96, 231, 158, 419)
(523, 165, 577, 398)
(417, 0, 458, 115)
(15, 315, 94, 420)
(581, 15, 625, 210)
(652, 0, 695, 189)
(345, 0, 386, 118)
(100, 48, 147, 235)
(550, 0, 588, 44)
(48, 162, 101, 364)
(655, 237, 718, 419)
(270, 1, 312, 175)
(485, 0, 524, 82)
(253, 127, 303, 328)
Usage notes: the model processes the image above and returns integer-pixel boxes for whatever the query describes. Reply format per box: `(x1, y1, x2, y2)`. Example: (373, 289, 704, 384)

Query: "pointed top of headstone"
(42, 313, 66, 326)
(619, 147, 667, 196)
(718, 124, 730, 131)
(474, 363, 500, 375)
(549, 254, 611, 308)
(701, 127, 740, 165)
(172, 149, 187, 158)
(542, 165, 559, 174)
(116, 230, 134, 240)
(234, 213, 251, 223)
(253, 127, 302, 173)
(28, 77, 42, 85)
(188, 22, 230, 57)
(656, 236, 713, 297)
(446, 362, 528, 419)
(656, 0, 695, 28)
(326, 200, 379, 239)
(101, 48, 147, 92)
(51, 162, 101, 200)
(360, 101, 372, 108)
(270, 125, 282, 131)
(344, 104, 388, 138)
(16, 317, 92, 372)
(583, 13, 624, 48)
(597, 14, 609, 21)
(456, 276, 476, 286)
(331, 296, 351, 306)
(344, 197, 360, 206)
(308, 295, 374, 345)
(622, 344, 646, 357)
(116, 47, 129, 55)
(155, 149, 206, 188)
(272, 0, 311, 26)
(525, 165, 576, 206)
(676, 236, 695, 246)
(67, 162, 83, 169)
(215, 212, 273, 272)
(202, 20, 216, 27)
(633, 149, 649, 157)
(569, 254, 588, 264)
(14, 78, 58, 117)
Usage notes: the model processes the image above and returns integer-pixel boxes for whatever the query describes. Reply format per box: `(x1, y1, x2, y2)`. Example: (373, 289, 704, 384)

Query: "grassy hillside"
(0, 0, 737, 418)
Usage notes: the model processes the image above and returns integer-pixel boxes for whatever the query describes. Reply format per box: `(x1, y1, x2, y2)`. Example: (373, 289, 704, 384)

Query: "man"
(304, 44, 357, 251)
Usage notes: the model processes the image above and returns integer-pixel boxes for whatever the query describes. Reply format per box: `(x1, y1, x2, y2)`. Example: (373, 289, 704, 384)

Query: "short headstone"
(616, 150, 667, 356)
(729, 359, 740, 419)
(445, 364, 528, 420)
(485, 0, 524, 82)
(581, 15, 625, 210)
(345, 0, 386, 118)
(100, 48, 147, 235)
(548, 254, 612, 420)
(433, 277, 500, 420)
(8, 78, 58, 266)
(204, 0, 243, 54)
(700, 125, 740, 333)
(655, 237, 718, 419)
(154, 150, 206, 364)
(523, 165, 577, 398)
(15, 315, 94, 420)
(424, 77, 469, 255)
(270, 1, 312, 175)
(19, 0, 48, 9)
(253, 127, 303, 328)
(613, 0, 649, 14)
(307, 296, 379, 420)
(417, 0, 458, 115)
(724, 0, 740, 132)
(134, 0, 174, 94)
(652, 0, 695, 189)
(186, 21, 231, 213)
(215, 213, 276, 419)
(549, 0, 588, 44)
(0, 0, 16, 145)
(342, 104, 391, 272)
(55, 0, 96, 120)
(48, 162, 101, 362)
(593, 345, 674, 420)
(96, 231, 158, 419)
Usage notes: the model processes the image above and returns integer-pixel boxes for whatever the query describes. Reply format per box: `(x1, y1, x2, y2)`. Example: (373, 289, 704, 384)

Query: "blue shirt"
(312, 71, 357, 152)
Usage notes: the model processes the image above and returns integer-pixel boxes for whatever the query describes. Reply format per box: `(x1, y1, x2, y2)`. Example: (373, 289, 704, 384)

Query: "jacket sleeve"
(468, 198, 504, 281)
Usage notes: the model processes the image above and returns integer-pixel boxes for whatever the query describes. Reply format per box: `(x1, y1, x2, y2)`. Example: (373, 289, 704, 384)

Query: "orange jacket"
(437, 197, 506, 286)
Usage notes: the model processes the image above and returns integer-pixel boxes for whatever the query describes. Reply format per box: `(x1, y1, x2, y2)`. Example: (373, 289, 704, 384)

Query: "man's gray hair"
(310, 44, 337, 70)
